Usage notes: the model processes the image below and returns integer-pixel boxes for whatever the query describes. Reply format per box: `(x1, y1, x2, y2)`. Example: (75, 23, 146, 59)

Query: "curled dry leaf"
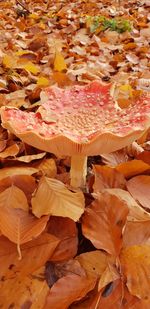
(104, 188, 150, 221)
(0, 175, 36, 202)
(31, 177, 85, 221)
(0, 166, 38, 180)
(82, 191, 128, 256)
(136, 151, 150, 165)
(101, 149, 128, 167)
(47, 216, 78, 262)
(127, 175, 150, 209)
(0, 267, 49, 309)
(93, 165, 126, 193)
(0, 143, 20, 159)
(35, 158, 57, 178)
(116, 159, 150, 178)
(123, 221, 150, 247)
(98, 264, 120, 292)
(120, 245, 150, 299)
(44, 273, 96, 309)
(0, 206, 49, 251)
(13, 152, 46, 163)
(0, 233, 59, 279)
(0, 185, 29, 211)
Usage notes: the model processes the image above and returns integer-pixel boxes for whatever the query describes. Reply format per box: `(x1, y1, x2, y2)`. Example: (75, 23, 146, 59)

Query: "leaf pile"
(0, 0, 150, 308)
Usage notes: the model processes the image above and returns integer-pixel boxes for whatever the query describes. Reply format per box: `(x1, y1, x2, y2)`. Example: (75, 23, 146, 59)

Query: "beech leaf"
(54, 51, 67, 72)
(127, 175, 150, 209)
(120, 245, 150, 299)
(31, 177, 85, 221)
(0, 185, 29, 211)
(82, 191, 128, 256)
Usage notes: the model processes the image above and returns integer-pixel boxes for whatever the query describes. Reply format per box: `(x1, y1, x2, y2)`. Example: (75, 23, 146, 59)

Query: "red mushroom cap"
(1, 81, 150, 156)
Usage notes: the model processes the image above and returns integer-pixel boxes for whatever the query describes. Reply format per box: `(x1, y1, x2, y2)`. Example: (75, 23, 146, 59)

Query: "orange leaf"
(0, 143, 19, 158)
(31, 177, 85, 221)
(116, 160, 150, 178)
(104, 188, 150, 221)
(13, 152, 46, 163)
(0, 166, 38, 181)
(35, 158, 57, 178)
(120, 245, 150, 299)
(0, 207, 49, 255)
(47, 216, 78, 262)
(0, 233, 59, 279)
(123, 221, 150, 247)
(93, 165, 126, 193)
(82, 191, 128, 256)
(127, 175, 150, 209)
(0, 267, 49, 308)
(0, 185, 29, 211)
(44, 274, 96, 309)
(0, 175, 36, 203)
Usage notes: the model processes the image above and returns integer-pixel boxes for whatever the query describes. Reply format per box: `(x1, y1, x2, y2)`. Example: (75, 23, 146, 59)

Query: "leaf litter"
(0, 0, 150, 308)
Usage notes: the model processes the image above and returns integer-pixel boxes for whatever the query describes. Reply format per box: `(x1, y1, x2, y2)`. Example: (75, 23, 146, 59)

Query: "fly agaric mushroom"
(1, 81, 150, 188)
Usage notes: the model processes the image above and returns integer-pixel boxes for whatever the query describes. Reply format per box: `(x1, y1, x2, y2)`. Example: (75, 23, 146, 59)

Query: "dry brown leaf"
(0, 206, 49, 252)
(0, 143, 19, 158)
(93, 165, 126, 193)
(0, 175, 37, 202)
(31, 177, 85, 221)
(127, 175, 150, 209)
(0, 166, 38, 180)
(0, 266, 49, 309)
(0, 185, 29, 211)
(82, 191, 128, 256)
(123, 221, 150, 247)
(13, 152, 46, 163)
(136, 151, 150, 165)
(0, 140, 7, 152)
(35, 158, 57, 178)
(116, 160, 150, 178)
(101, 150, 128, 167)
(0, 233, 59, 279)
(104, 188, 150, 221)
(120, 245, 150, 299)
(47, 216, 78, 262)
(76, 251, 109, 280)
(44, 273, 96, 309)
(98, 264, 120, 291)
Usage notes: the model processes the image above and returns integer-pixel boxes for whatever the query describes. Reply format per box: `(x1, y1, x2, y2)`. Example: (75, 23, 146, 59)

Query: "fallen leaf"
(127, 175, 150, 209)
(116, 160, 150, 178)
(0, 206, 49, 255)
(123, 221, 150, 247)
(0, 233, 59, 279)
(23, 62, 40, 75)
(136, 151, 150, 165)
(0, 167, 38, 180)
(0, 143, 19, 158)
(98, 264, 120, 291)
(82, 191, 128, 256)
(47, 216, 78, 262)
(0, 267, 49, 309)
(93, 165, 126, 193)
(31, 177, 85, 221)
(35, 158, 57, 178)
(0, 175, 36, 202)
(0, 185, 29, 211)
(104, 188, 150, 221)
(14, 152, 46, 163)
(44, 273, 96, 309)
(120, 245, 150, 299)
(54, 51, 67, 72)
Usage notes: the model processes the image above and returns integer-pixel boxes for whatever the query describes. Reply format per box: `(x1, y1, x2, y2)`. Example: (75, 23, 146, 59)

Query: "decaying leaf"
(82, 191, 128, 256)
(116, 160, 150, 178)
(31, 177, 85, 221)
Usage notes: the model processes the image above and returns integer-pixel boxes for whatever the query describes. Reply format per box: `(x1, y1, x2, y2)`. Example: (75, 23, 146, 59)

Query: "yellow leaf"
(37, 77, 50, 87)
(120, 245, 150, 299)
(2, 55, 16, 69)
(54, 51, 67, 72)
(28, 13, 39, 19)
(31, 177, 85, 221)
(23, 62, 40, 75)
(119, 84, 133, 97)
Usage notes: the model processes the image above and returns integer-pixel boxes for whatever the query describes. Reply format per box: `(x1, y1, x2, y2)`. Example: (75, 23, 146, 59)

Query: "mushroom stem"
(70, 155, 87, 188)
